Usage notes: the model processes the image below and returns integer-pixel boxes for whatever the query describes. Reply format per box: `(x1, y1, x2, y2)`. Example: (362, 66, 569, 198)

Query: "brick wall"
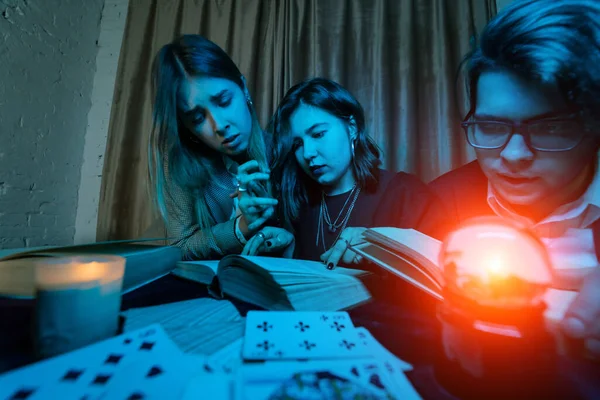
(0, 0, 105, 249)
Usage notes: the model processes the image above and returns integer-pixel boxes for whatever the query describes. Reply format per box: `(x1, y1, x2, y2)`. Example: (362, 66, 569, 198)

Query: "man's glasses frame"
(461, 109, 588, 152)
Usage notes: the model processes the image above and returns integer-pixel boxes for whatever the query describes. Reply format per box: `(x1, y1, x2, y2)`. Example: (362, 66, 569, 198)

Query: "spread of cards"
(0, 311, 422, 399)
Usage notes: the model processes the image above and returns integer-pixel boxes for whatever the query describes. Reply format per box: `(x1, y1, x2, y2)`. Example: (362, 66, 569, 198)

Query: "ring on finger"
(236, 182, 248, 192)
(256, 231, 266, 242)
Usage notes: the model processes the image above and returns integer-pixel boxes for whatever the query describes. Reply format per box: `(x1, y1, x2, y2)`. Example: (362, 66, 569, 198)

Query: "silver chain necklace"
(316, 185, 361, 251)
(322, 184, 358, 233)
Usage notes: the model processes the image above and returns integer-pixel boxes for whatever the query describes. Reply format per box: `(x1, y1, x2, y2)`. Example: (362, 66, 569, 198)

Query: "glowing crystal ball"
(439, 217, 553, 308)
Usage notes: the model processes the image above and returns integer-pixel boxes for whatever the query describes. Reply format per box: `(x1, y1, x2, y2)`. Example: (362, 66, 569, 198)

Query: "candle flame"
(74, 262, 104, 282)
(35, 256, 125, 289)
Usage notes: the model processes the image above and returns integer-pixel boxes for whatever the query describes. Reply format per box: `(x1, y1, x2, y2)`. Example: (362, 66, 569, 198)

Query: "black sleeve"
(428, 172, 460, 234)
(427, 161, 492, 235)
(372, 172, 453, 240)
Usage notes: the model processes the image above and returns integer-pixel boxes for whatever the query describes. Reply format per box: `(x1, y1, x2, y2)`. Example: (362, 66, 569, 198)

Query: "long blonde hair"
(148, 35, 268, 230)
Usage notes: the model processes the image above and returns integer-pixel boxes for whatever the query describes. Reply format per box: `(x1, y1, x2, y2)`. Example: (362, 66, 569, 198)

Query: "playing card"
(243, 311, 371, 361)
(0, 324, 181, 400)
(181, 370, 233, 400)
(344, 359, 421, 399)
(355, 327, 413, 371)
(181, 356, 235, 400)
(100, 352, 212, 399)
(208, 337, 244, 375)
(234, 359, 417, 400)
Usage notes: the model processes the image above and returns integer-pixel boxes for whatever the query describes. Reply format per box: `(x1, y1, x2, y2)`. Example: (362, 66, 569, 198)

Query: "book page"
(364, 228, 442, 275)
(122, 297, 244, 355)
(220, 255, 367, 278)
(0, 238, 170, 262)
(173, 260, 220, 286)
(217, 256, 371, 311)
(0, 246, 54, 260)
(0, 245, 180, 298)
(353, 244, 443, 301)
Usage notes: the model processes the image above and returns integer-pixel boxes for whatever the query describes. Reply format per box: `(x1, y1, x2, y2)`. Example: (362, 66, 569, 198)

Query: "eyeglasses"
(461, 110, 587, 152)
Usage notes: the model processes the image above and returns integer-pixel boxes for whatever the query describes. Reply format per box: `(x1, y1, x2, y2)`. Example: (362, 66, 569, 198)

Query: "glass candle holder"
(33, 255, 125, 359)
(433, 217, 569, 398)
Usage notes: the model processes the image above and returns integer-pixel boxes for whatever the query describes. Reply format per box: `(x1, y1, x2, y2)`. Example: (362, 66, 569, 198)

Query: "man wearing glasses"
(431, 73, 598, 240)
(429, 0, 600, 360)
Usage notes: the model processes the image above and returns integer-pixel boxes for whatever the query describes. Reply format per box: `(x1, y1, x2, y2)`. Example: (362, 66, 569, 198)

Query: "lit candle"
(34, 255, 125, 359)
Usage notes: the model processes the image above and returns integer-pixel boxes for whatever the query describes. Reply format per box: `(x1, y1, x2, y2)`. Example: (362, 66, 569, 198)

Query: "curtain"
(97, 0, 496, 241)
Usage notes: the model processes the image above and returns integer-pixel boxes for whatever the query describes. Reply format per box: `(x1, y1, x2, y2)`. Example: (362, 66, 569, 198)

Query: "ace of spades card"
(242, 311, 371, 361)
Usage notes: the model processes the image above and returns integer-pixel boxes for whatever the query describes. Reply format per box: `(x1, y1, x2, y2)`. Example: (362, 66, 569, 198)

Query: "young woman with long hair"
(148, 35, 277, 260)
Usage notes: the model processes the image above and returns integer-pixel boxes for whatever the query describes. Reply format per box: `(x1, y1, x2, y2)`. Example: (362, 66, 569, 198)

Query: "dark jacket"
(429, 160, 600, 258)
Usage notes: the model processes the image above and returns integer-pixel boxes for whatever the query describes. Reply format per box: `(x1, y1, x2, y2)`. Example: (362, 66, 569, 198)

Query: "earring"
(351, 139, 358, 172)
(243, 83, 253, 107)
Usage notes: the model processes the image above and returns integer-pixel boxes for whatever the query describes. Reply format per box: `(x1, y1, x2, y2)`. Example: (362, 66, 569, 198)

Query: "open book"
(353, 227, 580, 339)
(352, 227, 443, 301)
(0, 238, 181, 298)
(122, 297, 245, 356)
(172, 255, 371, 312)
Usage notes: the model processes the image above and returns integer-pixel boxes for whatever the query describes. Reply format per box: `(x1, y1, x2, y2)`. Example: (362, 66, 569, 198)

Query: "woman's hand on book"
(561, 267, 600, 359)
(242, 227, 294, 256)
(233, 161, 278, 233)
(320, 227, 367, 270)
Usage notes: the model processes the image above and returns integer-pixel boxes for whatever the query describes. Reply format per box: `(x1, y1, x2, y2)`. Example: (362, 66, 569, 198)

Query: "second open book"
(353, 227, 579, 332)
(352, 228, 444, 301)
(173, 255, 371, 312)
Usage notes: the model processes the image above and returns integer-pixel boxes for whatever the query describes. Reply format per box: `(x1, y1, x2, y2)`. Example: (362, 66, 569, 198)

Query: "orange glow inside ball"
(439, 217, 553, 308)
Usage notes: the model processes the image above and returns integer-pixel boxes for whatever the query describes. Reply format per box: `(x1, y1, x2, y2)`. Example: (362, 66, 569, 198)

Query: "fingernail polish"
(266, 241, 272, 247)
(327, 263, 334, 270)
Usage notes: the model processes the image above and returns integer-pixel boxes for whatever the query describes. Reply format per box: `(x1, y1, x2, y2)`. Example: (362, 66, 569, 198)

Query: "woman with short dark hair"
(243, 77, 446, 269)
